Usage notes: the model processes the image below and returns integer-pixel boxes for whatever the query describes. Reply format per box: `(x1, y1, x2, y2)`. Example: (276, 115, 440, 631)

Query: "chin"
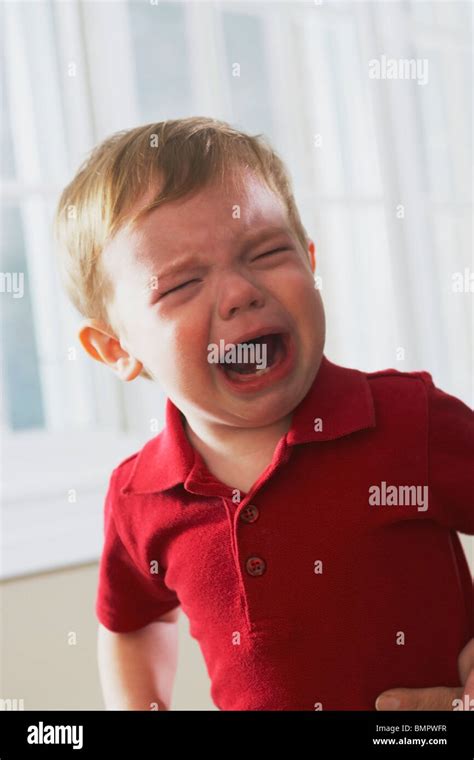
(219, 375, 310, 427)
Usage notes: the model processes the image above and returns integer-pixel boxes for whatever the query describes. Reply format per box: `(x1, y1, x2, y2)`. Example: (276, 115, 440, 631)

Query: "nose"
(217, 272, 265, 320)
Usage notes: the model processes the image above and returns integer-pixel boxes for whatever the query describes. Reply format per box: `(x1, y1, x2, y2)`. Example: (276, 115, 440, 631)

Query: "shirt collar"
(120, 354, 376, 496)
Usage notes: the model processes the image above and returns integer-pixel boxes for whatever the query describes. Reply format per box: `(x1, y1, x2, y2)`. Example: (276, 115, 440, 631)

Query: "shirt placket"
(228, 436, 293, 632)
(183, 435, 293, 632)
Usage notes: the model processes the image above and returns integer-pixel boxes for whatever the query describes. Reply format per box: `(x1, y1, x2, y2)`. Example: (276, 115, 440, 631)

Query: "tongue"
(226, 334, 279, 374)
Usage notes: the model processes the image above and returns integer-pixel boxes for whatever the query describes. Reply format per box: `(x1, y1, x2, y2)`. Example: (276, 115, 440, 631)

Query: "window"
(2, 0, 471, 577)
(1, 0, 140, 579)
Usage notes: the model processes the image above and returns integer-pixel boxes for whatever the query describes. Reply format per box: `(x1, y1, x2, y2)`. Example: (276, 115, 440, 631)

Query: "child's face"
(102, 169, 325, 427)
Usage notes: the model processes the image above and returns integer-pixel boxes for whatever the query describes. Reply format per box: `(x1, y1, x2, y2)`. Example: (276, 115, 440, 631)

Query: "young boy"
(54, 117, 473, 711)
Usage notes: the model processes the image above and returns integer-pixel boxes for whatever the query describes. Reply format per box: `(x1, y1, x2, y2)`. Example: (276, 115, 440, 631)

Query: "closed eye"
(253, 247, 290, 261)
(161, 279, 201, 297)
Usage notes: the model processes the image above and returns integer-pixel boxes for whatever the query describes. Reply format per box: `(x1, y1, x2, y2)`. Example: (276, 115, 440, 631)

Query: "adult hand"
(375, 638, 474, 711)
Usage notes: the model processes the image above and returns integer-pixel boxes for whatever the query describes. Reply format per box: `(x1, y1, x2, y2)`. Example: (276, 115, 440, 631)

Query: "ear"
(307, 239, 316, 273)
(78, 318, 143, 382)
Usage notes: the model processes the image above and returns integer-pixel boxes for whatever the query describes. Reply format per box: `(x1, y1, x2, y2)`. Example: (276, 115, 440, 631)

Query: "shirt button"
(240, 504, 259, 523)
(246, 556, 266, 576)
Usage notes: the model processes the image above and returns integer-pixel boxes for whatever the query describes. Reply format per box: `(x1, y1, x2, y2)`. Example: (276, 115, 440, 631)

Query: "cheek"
(270, 266, 318, 311)
(160, 313, 210, 374)
(276, 270, 324, 343)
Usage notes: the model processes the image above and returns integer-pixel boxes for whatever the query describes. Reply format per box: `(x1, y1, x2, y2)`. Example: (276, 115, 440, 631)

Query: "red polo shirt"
(95, 354, 474, 710)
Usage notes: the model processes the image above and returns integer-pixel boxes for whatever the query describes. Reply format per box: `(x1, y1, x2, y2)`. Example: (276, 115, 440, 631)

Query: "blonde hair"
(53, 116, 309, 379)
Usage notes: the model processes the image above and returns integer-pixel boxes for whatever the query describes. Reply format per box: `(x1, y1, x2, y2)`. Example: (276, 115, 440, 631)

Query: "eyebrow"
(153, 225, 293, 282)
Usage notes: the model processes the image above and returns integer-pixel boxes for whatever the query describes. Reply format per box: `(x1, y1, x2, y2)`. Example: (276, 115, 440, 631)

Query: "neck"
(183, 411, 293, 472)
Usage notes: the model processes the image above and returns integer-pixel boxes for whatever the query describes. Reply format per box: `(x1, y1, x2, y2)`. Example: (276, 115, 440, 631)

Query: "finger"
(462, 668, 474, 703)
(375, 686, 463, 711)
(458, 639, 474, 684)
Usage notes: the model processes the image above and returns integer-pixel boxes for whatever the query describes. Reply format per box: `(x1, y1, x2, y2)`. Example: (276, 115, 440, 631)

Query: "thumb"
(462, 668, 474, 703)
(375, 686, 462, 711)
(458, 638, 474, 685)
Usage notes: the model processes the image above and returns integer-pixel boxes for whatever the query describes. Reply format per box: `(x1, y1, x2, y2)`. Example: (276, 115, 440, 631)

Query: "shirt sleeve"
(423, 372, 474, 535)
(95, 468, 181, 633)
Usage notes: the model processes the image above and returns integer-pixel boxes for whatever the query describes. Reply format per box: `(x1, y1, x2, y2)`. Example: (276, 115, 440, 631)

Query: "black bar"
(0, 709, 473, 757)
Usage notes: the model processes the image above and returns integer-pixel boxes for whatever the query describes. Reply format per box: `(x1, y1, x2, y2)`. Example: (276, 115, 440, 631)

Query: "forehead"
(104, 170, 290, 276)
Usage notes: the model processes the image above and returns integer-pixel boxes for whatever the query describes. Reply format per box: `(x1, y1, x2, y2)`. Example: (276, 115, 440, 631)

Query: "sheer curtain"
(1, 0, 471, 577)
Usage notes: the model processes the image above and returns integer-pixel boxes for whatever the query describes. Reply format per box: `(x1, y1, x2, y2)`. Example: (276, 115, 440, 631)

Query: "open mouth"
(217, 332, 288, 381)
